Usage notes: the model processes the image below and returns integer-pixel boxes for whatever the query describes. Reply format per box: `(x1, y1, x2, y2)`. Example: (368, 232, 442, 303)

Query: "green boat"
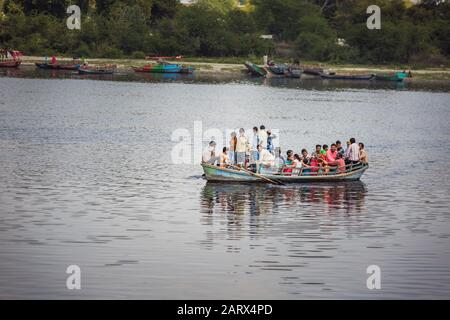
(202, 162, 368, 183)
(375, 71, 409, 82)
(244, 61, 267, 77)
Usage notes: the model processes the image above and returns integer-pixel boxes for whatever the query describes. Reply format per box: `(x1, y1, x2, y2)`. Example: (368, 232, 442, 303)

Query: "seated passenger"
(202, 141, 219, 165)
(335, 153, 346, 173)
(326, 143, 338, 164)
(256, 144, 276, 173)
(219, 147, 230, 167)
(283, 150, 295, 173)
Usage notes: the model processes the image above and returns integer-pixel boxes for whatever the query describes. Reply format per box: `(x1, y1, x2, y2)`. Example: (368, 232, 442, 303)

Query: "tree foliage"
(0, 0, 448, 65)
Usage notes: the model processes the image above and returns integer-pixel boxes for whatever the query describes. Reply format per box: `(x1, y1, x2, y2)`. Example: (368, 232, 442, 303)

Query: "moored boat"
(284, 68, 302, 78)
(0, 59, 21, 68)
(244, 61, 267, 77)
(320, 73, 375, 80)
(375, 71, 409, 82)
(35, 62, 81, 70)
(78, 65, 116, 74)
(202, 162, 368, 183)
(132, 61, 182, 73)
(302, 67, 324, 76)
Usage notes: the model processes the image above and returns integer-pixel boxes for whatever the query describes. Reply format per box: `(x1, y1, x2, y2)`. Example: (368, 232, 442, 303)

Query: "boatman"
(202, 141, 219, 165)
(256, 144, 275, 174)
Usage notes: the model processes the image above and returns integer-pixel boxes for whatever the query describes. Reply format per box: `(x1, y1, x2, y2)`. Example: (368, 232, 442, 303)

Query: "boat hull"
(35, 63, 81, 70)
(78, 68, 115, 74)
(133, 64, 182, 73)
(0, 60, 21, 68)
(202, 163, 368, 183)
(244, 61, 267, 77)
(320, 73, 375, 80)
(375, 72, 408, 82)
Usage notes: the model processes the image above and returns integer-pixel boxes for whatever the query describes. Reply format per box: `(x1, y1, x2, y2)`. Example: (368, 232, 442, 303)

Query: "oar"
(230, 165, 284, 185)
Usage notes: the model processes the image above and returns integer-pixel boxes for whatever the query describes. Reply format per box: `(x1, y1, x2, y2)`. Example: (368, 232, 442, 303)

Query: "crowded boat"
(201, 125, 368, 183)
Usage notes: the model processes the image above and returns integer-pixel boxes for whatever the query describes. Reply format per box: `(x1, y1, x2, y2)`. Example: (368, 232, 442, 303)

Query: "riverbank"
(17, 56, 450, 81)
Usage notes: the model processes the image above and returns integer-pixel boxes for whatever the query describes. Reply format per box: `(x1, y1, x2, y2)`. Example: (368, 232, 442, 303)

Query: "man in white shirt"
(256, 144, 275, 173)
(258, 125, 268, 149)
(202, 141, 219, 165)
(346, 137, 360, 164)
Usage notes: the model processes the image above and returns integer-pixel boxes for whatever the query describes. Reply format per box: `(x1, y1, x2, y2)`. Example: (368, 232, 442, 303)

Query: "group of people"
(202, 125, 368, 175)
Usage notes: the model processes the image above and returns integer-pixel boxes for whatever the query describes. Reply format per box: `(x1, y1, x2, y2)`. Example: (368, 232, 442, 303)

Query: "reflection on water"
(201, 182, 367, 217)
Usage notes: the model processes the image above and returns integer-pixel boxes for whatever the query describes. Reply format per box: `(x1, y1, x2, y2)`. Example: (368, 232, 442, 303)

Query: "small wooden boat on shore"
(35, 62, 81, 70)
(202, 162, 368, 183)
(268, 63, 288, 75)
(302, 67, 324, 76)
(284, 68, 302, 78)
(0, 59, 21, 68)
(244, 61, 267, 77)
(375, 71, 409, 82)
(78, 65, 116, 74)
(320, 73, 375, 80)
(132, 61, 183, 73)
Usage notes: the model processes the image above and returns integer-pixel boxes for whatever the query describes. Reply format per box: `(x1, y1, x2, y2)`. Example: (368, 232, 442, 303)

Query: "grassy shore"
(20, 55, 450, 81)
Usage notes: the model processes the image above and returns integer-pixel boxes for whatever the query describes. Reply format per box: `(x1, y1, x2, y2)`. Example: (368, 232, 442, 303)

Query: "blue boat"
(202, 163, 368, 183)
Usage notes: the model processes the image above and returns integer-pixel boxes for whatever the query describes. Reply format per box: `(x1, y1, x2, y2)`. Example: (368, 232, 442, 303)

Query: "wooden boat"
(244, 61, 267, 77)
(302, 67, 324, 76)
(35, 62, 81, 70)
(0, 59, 21, 68)
(320, 73, 375, 80)
(132, 61, 182, 73)
(180, 66, 195, 74)
(375, 71, 409, 82)
(268, 63, 288, 75)
(78, 65, 116, 74)
(202, 162, 368, 183)
(284, 68, 302, 78)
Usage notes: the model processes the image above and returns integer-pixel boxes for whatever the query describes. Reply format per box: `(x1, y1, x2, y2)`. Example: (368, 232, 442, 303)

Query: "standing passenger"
(267, 130, 276, 154)
(258, 125, 268, 149)
(236, 128, 249, 167)
(229, 132, 237, 165)
(359, 143, 368, 164)
(251, 126, 260, 163)
(346, 138, 360, 164)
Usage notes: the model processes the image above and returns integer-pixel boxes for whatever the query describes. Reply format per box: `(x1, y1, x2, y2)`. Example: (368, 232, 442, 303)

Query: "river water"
(0, 69, 449, 299)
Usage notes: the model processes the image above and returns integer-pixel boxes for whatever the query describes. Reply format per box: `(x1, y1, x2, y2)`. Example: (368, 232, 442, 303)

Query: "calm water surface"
(0, 74, 449, 299)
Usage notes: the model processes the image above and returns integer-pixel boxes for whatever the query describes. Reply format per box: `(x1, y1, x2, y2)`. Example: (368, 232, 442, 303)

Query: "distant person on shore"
(236, 128, 249, 167)
(251, 126, 260, 163)
(51, 55, 56, 64)
(359, 143, 368, 164)
(229, 131, 237, 165)
(202, 141, 218, 165)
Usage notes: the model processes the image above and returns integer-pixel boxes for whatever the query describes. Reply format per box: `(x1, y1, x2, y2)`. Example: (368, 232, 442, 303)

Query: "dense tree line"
(0, 0, 448, 65)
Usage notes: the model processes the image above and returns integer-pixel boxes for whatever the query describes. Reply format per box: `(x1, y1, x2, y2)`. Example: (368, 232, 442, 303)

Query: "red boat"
(0, 59, 21, 68)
